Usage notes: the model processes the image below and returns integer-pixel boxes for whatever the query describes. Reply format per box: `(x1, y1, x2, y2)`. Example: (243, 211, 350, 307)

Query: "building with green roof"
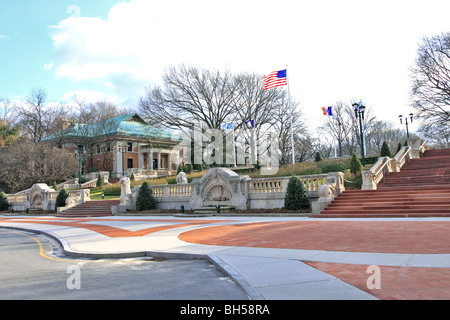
(43, 113, 184, 178)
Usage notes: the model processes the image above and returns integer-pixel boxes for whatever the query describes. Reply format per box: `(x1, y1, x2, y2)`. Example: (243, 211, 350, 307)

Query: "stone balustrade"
(111, 169, 344, 213)
(7, 186, 90, 212)
(249, 177, 286, 193)
(362, 146, 412, 190)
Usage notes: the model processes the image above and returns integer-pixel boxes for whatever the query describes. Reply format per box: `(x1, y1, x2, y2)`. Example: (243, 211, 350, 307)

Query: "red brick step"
(316, 148, 450, 218)
(56, 200, 119, 217)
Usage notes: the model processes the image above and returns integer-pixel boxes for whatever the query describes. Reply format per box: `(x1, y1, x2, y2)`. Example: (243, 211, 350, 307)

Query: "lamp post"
(74, 149, 87, 190)
(399, 113, 413, 138)
(352, 102, 366, 166)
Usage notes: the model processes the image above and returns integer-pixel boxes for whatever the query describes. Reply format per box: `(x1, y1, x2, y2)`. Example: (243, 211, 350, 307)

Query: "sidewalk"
(1, 215, 449, 300)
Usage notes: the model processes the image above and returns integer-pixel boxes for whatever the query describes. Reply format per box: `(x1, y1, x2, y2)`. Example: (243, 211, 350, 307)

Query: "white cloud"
(0, 34, 10, 40)
(48, 0, 450, 127)
(44, 61, 54, 70)
(62, 89, 123, 106)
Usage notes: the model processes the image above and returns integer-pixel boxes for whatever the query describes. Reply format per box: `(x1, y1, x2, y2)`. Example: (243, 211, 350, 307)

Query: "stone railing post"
(361, 170, 376, 190)
(312, 172, 345, 214)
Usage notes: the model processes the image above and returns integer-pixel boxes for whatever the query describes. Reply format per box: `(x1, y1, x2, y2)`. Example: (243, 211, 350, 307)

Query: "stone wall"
(114, 168, 345, 214)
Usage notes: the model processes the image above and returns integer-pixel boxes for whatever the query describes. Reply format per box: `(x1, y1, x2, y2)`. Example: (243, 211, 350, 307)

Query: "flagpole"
(286, 65, 295, 164)
(332, 113, 337, 158)
(232, 122, 236, 167)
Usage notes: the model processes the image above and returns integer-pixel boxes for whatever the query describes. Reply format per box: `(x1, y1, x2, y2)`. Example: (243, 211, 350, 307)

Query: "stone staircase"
(56, 200, 119, 217)
(318, 148, 450, 217)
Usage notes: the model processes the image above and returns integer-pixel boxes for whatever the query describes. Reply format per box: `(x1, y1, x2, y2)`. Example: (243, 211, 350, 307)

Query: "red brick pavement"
(179, 220, 450, 300)
(179, 220, 450, 254)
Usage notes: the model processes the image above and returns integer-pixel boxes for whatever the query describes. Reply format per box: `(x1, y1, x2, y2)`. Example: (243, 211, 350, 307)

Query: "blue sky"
(1, 0, 450, 132)
(0, 0, 122, 104)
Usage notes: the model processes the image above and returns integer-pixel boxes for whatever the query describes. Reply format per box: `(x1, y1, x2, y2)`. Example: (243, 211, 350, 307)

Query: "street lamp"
(399, 113, 414, 138)
(352, 102, 366, 166)
(74, 149, 87, 189)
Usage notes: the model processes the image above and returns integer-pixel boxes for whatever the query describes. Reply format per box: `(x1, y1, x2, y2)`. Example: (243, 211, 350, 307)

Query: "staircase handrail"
(394, 146, 412, 169)
(362, 146, 413, 190)
(373, 157, 390, 178)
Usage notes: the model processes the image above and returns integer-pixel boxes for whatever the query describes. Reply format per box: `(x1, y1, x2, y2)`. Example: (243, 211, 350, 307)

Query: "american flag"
(263, 69, 287, 90)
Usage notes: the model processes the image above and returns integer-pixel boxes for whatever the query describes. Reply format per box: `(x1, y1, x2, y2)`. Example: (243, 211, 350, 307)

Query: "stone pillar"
(138, 143, 144, 169)
(157, 152, 161, 170)
(361, 170, 377, 190)
(311, 172, 345, 214)
(149, 150, 153, 170)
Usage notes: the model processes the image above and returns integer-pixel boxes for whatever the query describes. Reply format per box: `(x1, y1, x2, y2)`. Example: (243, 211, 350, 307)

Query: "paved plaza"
(1, 215, 449, 300)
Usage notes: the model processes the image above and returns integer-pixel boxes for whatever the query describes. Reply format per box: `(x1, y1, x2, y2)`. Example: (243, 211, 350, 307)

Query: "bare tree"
(411, 33, 450, 131)
(270, 94, 308, 165)
(139, 64, 240, 132)
(18, 88, 71, 144)
(318, 102, 351, 157)
(0, 139, 77, 193)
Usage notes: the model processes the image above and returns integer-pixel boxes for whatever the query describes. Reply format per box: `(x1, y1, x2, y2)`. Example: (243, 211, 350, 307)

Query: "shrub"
(96, 174, 104, 187)
(52, 181, 58, 191)
(130, 173, 135, 181)
(55, 189, 69, 208)
(314, 152, 323, 162)
(284, 176, 310, 211)
(396, 142, 402, 154)
(135, 182, 156, 211)
(380, 141, 391, 158)
(184, 163, 193, 174)
(350, 153, 363, 176)
(0, 192, 9, 211)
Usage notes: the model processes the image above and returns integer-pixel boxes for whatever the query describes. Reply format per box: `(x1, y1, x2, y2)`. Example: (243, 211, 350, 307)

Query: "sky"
(1, 0, 450, 134)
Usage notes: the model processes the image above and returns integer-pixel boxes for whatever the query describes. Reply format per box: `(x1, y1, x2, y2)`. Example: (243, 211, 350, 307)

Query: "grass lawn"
(90, 190, 120, 200)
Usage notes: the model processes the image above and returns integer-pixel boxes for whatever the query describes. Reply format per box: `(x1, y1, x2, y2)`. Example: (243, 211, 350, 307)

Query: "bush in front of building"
(0, 192, 9, 211)
(55, 189, 69, 208)
(136, 182, 156, 211)
(284, 176, 310, 211)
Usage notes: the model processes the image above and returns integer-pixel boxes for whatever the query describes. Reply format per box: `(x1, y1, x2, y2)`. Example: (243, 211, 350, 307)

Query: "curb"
(0, 225, 264, 301)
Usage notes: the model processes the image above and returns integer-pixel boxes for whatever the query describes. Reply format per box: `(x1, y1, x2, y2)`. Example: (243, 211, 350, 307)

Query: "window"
(96, 145, 100, 154)
(127, 142, 133, 152)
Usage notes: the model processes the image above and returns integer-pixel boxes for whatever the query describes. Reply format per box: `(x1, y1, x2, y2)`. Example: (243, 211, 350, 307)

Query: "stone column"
(149, 149, 153, 170)
(157, 152, 161, 170)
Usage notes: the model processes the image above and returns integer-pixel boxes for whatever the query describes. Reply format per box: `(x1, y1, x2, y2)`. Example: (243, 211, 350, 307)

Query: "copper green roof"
(43, 113, 182, 142)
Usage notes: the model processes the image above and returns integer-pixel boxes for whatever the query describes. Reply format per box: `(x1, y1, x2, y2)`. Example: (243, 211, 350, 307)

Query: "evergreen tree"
(396, 142, 402, 154)
(350, 153, 363, 176)
(0, 192, 9, 211)
(314, 151, 323, 162)
(55, 189, 69, 208)
(184, 163, 193, 174)
(380, 141, 392, 157)
(52, 181, 58, 191)
(96, 174, 104, 187)
(136, 182, 156, 211)
(284, 176, 311, 211)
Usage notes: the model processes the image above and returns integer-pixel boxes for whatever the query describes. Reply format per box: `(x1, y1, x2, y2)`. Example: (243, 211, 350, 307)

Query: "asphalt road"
(0, 228, 249, 300)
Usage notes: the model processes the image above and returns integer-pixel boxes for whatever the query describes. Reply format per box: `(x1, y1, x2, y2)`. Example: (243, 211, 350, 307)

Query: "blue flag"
(245, 120, 255, 128)
(222, 123, 233, 130)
